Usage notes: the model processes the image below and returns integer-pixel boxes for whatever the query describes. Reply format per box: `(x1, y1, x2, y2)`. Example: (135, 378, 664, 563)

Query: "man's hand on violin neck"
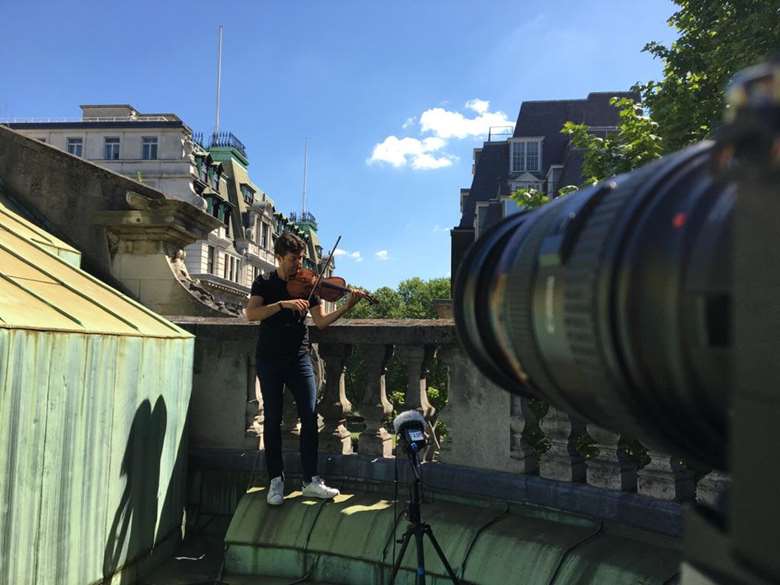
(281, 299, 309, 315)
(347, 292, 363, 308)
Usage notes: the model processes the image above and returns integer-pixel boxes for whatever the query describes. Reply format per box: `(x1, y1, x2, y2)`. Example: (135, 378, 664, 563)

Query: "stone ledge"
(172, 318, 457, 345)
(189, 449, 682, 538)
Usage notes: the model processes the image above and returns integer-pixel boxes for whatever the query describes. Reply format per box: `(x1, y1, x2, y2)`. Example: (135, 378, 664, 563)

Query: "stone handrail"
(174, 317, 727, 511)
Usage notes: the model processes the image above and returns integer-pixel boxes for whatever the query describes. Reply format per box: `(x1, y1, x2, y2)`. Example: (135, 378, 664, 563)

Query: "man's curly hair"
(274, 231, 306, 257)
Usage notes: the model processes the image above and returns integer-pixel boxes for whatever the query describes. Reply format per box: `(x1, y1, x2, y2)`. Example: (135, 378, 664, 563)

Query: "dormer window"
(510, 138, 542, 173)
(240, 183, 255, 205)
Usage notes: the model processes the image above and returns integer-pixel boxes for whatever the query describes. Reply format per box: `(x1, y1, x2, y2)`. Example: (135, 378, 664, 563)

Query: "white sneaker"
(267, 476, 284, 506)
(302, 476, 340, 499)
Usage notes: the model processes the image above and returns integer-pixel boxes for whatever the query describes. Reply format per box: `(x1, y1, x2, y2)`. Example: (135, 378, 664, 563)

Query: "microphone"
(393, 410, 428, 454)
(392, 410, 426, 434)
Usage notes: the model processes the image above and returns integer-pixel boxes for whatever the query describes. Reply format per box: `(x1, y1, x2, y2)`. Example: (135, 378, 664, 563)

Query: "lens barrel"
(454, 142, 733, 469)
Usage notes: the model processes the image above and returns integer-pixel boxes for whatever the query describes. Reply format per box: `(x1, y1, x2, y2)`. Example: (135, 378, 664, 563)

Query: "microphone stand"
(388, 445, 461, 585)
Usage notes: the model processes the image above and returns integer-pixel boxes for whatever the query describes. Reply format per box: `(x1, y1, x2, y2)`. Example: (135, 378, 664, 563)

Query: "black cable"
(379, 446, 405, 585)
(662, 571, 681, 585)
(546, 521, 604, 585)
(392, 447, 399, 576)
(457, 504, 510, 582)
(285, 497, 330, 585)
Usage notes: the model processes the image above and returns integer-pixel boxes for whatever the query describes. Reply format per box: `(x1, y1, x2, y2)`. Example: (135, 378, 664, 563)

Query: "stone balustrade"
(174, 316, 727, 531)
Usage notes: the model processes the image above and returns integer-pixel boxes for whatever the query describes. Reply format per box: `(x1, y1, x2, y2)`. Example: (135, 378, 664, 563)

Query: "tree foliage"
(638, 0, 780, 153)
(509, 187, 551, 210)
(338, 276, 452, 425)
(347, 277, 450, 319)
(562, 97, 664, 184)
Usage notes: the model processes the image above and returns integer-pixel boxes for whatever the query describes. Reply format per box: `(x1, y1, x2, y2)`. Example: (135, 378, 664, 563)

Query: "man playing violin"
(245, 231, 367, 506)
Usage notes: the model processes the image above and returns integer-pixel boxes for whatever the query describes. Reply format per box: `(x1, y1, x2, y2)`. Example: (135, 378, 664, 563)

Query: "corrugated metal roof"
(0, 199, 81, 267)
(0, 201, 191, 338)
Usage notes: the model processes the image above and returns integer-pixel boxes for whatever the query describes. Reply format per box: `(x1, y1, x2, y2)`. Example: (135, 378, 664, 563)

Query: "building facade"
(5, 105, 327, 312)
(451, 91, 636, 280)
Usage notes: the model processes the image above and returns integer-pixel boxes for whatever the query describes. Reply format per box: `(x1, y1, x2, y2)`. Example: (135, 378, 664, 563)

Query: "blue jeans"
(256, 353, 318, 482)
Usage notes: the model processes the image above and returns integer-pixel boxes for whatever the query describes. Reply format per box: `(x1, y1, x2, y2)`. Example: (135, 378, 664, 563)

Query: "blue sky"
(2, 0, 677, 291)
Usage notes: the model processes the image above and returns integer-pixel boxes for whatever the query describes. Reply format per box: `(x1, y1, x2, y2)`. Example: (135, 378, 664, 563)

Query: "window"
(510, 139, 542, 173)
(240, 184, 255, 205)
(142, 136, 158, 160)
(66, 137, 83, 157)
(261, 223, 269, 249)
(208, 167, 220, 190)
(526, 141, 539, 171)
(223, 254, 240, 282)
(104, 137, 120, 160)
(207, 246, 215, 274)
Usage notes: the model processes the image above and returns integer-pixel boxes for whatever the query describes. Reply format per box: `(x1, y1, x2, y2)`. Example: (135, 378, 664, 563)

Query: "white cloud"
(369, 98, 510, 171)
(465, 98, 490, 114)
(368, 136, 453, 170)
(334, 249, 363, 263)
(375, 250, 389, 261)
(419, 101, 511, 139)
(412, 152, 456, 170)
(432, 224, 449, 233)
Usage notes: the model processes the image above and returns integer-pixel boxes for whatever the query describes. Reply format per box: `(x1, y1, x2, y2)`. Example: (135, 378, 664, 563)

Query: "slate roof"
(459, 91, 637, 230)
(558, 142, 586, 189)
(458, 141, 511, 228)
(513, 91, 637, 178)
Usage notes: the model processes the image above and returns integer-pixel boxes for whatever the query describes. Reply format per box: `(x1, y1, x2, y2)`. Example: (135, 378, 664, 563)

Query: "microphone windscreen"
(392, 409, 426, 434)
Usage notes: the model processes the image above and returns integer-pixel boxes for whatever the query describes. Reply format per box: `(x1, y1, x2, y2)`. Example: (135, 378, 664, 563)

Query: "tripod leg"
(389, 527, 413, 585)
(424, 525, 461, 585)
(415, 526, 426, 585)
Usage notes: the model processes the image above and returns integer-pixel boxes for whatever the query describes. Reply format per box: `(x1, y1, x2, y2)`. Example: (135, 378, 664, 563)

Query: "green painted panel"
(0, 330, 54, 585)
(0, 327, 194, 585)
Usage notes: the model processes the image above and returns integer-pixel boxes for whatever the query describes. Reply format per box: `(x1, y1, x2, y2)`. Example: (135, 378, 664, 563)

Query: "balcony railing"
(192, 131, 247, 158)
(175, 318, 730, 535)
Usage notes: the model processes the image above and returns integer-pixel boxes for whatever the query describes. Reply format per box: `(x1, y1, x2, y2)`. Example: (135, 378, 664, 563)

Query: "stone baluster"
(245, 354, 263, 449)
(696, 470, 731, 509)
(539, 406, 586, 483)
(586, 426, 637, 492)
(509, 394, 539, 475)
(397, 344, 436, 418)
(637, 450, 695, 501)
(398, 344, 439, 460)
(317, 342, 354, 455)
(357, 344, 395, 458)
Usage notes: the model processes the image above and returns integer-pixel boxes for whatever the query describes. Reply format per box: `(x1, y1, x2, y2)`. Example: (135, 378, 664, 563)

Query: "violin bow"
(305, 234, 341, 306)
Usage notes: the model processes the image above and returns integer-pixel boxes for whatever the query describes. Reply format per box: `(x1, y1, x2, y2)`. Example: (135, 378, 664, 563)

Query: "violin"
(286, 268, 378, 305)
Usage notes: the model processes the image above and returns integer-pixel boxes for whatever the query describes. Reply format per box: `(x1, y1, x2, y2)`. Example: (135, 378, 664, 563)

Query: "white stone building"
(3, 104, 323, 310)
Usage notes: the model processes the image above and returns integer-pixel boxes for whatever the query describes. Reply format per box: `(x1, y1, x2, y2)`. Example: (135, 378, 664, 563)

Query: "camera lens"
(454, 142, 733, 469)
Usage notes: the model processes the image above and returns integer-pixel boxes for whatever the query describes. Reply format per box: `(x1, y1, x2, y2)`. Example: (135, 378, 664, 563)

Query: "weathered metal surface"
(0, 328, 194, 585)
(0, 198, 81, 267)
(0, 201, 195, 584)
(223, 489, 681, 585)
(0, 202, 190, 338)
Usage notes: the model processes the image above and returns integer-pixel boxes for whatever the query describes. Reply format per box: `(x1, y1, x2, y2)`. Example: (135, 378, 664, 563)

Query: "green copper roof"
(224, 488, 681, 584)
(0, 200, 190, 338)
(0, 198, 81, 267)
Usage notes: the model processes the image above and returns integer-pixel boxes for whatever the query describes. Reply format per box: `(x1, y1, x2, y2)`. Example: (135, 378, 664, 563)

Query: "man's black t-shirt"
(250, 271, 321, 359)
